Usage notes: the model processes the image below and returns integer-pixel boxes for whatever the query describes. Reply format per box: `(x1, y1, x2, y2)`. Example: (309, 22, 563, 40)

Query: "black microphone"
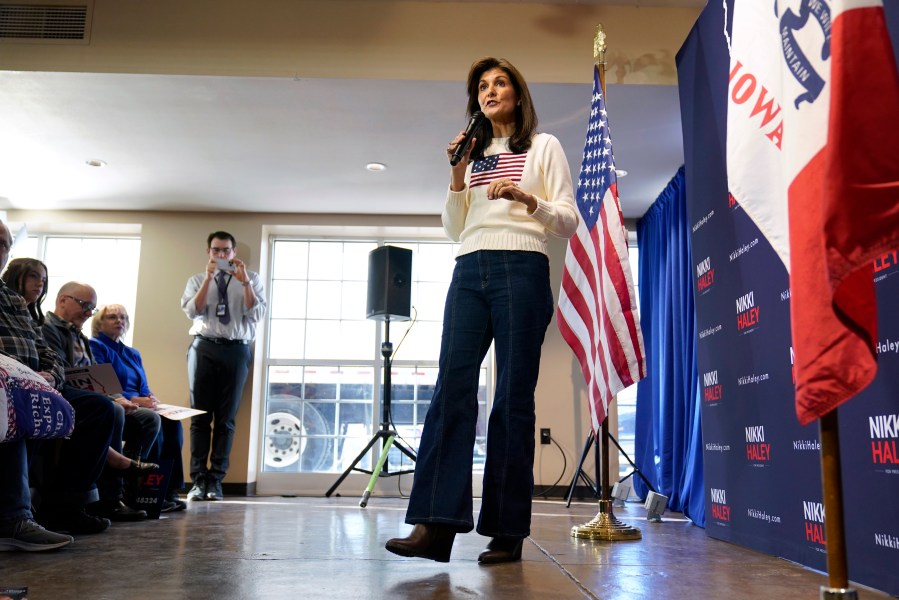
(449, 111, 486, 166)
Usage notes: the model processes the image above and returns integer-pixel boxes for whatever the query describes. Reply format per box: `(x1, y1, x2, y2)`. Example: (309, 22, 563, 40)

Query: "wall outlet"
(540, 428, 551, 445)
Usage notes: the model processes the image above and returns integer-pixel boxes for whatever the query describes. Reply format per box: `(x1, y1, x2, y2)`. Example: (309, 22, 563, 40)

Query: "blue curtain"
(633, 166, 705, 526)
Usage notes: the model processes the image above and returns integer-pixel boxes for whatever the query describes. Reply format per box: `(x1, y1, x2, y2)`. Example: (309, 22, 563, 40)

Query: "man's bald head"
(55, 281, 98, 327)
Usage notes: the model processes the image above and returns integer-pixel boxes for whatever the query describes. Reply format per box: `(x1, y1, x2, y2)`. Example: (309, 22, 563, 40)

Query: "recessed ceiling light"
(365, 162, 387, 172)
(615, 168, 628, 177)
(85, 159, 107, 167)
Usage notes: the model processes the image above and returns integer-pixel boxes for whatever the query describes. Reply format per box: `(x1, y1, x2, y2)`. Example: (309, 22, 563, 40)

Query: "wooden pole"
(600, 417, 611, 501)
(819, 410, 853, 593)
(596, 28, 612, 504)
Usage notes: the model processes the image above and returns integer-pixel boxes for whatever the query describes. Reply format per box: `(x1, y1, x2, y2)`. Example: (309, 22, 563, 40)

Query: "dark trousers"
(0, 440, 31, 526)
(45, 386, 116, 509)
(187, 338, 251, 483)
(150, 418, 185, 493)
(405, 251, 554, 537)
(97, 403, 161, 503)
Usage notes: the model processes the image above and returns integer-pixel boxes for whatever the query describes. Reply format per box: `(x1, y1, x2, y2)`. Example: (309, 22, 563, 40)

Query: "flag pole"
(570, 24, 641, 542)
(818, 410, 857, 599)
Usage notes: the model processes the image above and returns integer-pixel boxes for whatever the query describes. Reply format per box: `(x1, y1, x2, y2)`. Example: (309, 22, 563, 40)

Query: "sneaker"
(41, 508, 111, 535)
(205, 480, 224, 501)
(187, 479, 207, 501)
(0, 518, 74, 552)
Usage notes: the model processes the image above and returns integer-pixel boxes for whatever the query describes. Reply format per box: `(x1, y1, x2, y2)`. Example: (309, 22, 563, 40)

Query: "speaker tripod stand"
(325, 317, 417, 507)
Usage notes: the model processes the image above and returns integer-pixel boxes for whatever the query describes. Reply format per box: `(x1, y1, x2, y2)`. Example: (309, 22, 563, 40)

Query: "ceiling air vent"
(0, 2, 92, 44)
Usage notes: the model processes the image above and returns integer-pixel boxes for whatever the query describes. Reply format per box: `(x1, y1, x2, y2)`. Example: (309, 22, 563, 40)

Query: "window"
(9, 231, 141, 345)
(616, 243, 640, 483)
(261, 239, 491, 476)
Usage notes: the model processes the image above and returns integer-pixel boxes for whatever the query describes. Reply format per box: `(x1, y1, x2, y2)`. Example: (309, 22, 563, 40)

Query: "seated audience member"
(1, 258, 50, 325)
(0, 224, 113, 539)
(0, 244, 75, 550)
(0, 441, 73, 552)
(42, 281, 161, 522)
(2, 258, 158, 477)
(91, 304, 187, 512)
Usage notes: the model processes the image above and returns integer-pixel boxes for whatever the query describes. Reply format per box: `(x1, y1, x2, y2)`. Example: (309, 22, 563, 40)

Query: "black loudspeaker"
(366, 245, 412, 321)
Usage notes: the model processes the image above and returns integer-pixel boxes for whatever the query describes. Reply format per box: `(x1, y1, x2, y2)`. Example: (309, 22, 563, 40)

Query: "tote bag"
(0, 353, 75, 442)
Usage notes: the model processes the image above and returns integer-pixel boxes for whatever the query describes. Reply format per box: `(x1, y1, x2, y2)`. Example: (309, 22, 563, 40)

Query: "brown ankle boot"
(478, 536, 524, 564)
(385, 523, 456, 562)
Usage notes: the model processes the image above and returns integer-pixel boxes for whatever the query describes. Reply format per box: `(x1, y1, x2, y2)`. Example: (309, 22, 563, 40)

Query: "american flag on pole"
(727, 0, 899, 425)
(557, 66, 646, 434)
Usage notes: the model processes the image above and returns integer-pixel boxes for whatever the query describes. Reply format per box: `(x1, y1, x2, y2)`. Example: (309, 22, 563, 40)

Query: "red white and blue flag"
(727, 0, 899, 425)
(557, 66, 646, 433)
(469, 152, 527, 188)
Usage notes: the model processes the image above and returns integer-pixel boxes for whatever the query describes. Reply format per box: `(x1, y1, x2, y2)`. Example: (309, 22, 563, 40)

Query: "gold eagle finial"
(594, 24, 606, 65)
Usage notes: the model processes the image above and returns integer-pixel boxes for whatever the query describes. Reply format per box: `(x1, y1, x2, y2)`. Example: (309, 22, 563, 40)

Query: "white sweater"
(442, 133, 580, 257)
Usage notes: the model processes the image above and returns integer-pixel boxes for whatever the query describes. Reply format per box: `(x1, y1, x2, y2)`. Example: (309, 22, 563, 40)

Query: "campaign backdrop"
(678, 0, 899, 595)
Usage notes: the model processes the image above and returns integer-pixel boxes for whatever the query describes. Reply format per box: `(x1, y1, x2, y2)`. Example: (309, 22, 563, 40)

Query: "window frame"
(611, 233, 640, 495)
(255, 234, 494, 496)
(7, 226, 142, 345)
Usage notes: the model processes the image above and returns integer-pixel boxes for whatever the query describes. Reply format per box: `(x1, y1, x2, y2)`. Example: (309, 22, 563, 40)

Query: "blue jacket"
(89, 332, 152, 400)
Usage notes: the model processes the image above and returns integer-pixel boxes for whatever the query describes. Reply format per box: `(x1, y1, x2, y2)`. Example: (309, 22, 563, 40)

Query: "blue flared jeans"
(405, 250, 554, 537)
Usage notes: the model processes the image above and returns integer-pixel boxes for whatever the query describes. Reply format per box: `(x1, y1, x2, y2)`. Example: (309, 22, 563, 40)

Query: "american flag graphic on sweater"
(469, 152, 527, 188)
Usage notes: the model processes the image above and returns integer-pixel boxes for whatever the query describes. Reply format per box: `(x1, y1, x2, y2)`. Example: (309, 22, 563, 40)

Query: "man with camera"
(180, 231, 266, 502)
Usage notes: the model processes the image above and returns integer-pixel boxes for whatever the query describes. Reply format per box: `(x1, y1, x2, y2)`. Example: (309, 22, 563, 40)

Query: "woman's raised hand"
(448, 131, 475, 192)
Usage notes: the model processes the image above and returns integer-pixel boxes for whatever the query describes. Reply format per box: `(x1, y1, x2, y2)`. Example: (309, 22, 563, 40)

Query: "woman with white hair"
(91, 304, 187, 513)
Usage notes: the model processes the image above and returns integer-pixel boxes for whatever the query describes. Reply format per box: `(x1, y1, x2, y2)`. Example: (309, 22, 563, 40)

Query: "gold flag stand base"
(571, 499, 642, 541)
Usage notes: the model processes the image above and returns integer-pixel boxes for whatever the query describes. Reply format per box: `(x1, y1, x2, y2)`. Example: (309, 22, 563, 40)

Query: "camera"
(215, 258, 235, 273)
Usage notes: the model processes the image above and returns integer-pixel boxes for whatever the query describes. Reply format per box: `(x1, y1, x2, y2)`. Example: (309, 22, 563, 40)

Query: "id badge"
(216, 303, 228, 317)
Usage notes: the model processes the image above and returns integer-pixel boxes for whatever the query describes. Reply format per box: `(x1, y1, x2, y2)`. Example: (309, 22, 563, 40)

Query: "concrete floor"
(0, 495, 892, 599)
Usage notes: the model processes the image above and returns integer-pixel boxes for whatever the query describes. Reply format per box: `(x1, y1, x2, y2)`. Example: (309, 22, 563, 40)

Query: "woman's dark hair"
(1, 257, 49, 325)
(465, 56, 538, 159)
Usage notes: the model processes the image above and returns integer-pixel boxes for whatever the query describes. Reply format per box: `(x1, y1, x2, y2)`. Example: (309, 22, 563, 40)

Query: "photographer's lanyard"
(215, 271, 232, 325)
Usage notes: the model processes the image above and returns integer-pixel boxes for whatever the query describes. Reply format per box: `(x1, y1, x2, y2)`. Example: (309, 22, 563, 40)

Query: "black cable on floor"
(533, 435, 568, 499)
(396, 453, 410, 498)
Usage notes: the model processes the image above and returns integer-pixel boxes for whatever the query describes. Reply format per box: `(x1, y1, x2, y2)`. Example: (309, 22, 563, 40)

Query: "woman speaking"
(385, 57, 578, 563)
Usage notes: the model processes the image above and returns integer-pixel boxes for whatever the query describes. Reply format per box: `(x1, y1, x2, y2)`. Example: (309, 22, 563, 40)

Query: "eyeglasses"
(63, 295, 98, 316)
(209, 246, 233, 255)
